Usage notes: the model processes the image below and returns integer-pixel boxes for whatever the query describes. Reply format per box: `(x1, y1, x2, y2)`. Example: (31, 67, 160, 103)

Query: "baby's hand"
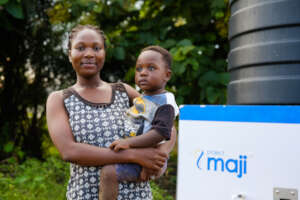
(109, 139, 130, 152)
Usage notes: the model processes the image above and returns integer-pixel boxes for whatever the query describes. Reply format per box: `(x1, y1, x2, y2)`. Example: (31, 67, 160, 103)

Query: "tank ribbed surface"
(228, 0, 300, 104)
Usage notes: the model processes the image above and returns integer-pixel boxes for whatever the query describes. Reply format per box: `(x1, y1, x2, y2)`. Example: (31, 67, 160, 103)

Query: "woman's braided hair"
(68, 24, 107, 51)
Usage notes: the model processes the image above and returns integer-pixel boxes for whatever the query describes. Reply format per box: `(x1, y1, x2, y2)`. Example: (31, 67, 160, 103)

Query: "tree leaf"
(189, 59, 199, 71)
(182, 58, 199, 72)
(206, 87, 219, 104)
(211, 0, 226, 9)
(5, 1, 24, 19)
(181, 45, 195, 55)
(201, 71, 218, 82)
(124, 66, 135, 83)
(4, 142, 14, 153)
(162, 39, 176, 49)
(15, 176, 29, 184)
(177, 39, 192, 46)
(137, 32, 156, 44)
(114, 47, 125, 60)
(218, 72, 229, 86)
(34, 176, 45, 182)
(93, 4, 103, 13)
(176, 96, 184, 105)
(171, 48, 185, 62)
(173, 61, 186, 75)
(0, 0, 8, 5)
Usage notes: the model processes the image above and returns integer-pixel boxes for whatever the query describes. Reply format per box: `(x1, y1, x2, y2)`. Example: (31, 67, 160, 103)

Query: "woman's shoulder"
(46, 90, 66, 112)
(47, 87, 75, 104)
(47, 90, 63, 100)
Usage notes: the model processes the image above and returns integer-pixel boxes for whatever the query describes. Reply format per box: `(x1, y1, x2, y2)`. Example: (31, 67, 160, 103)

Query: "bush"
(0, 156, 176, 200)
(0, 156, 69, 200)
(151, 181, 174, 200)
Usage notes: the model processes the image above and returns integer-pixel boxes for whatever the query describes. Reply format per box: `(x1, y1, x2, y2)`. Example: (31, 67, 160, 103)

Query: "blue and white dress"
(63, 83, 152, 200)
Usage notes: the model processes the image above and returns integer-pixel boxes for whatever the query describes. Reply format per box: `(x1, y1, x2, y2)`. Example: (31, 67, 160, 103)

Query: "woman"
(46, 24, 176, 200)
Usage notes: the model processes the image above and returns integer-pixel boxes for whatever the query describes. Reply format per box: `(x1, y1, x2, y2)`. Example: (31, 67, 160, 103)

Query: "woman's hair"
(141, 45, 172, 69)
(68, 24, 107, 51)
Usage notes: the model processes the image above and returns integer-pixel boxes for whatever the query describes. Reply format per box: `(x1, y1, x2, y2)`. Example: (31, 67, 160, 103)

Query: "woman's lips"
(81, 63, 96, 68)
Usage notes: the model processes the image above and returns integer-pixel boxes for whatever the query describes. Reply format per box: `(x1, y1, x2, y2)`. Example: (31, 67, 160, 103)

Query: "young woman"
(46, 24, 176, 200)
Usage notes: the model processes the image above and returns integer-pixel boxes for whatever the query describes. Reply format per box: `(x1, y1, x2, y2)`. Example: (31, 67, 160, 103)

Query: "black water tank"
(227, 0, 300, 104)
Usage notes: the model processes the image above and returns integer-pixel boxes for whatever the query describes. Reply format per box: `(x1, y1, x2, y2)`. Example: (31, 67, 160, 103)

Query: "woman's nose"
(84, 48, 94, 57)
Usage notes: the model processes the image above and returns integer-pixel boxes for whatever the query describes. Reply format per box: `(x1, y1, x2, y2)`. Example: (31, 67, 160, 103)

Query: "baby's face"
(135, 50, 171, 95)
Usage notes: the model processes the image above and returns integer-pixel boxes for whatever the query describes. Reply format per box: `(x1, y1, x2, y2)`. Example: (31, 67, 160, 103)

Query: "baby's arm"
(110, 104, 175, 152)
(110, 129, 164, 151)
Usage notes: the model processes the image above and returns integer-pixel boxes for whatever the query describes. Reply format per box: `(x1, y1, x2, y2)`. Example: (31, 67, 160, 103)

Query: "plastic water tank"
(227, 0, 300, 104)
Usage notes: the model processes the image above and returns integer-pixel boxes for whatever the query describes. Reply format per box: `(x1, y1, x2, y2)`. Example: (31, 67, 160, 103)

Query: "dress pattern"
(63, 83, 152, 200)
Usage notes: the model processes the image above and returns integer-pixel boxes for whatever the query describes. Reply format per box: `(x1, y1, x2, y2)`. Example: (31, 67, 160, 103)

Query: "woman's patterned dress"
(63, 83, 152, 200)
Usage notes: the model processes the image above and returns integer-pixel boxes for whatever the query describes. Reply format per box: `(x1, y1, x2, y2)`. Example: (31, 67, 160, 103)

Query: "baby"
(99, 45, 179, 200)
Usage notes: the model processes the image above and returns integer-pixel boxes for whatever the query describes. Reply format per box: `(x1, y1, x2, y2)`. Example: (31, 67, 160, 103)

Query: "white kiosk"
(177, 105, 300, 200)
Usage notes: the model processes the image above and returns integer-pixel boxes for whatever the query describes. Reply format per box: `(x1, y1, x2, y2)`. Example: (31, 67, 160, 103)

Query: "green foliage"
(168, 38, 229, 104)
(151, 181, 174, 200)
(0, 1, 229, 197)
(3, 142, 14, 153)
(5, 0, 24, 19)
(0, 156, 177, 199)
(114, 46, 126, 60)
(0, 157, 69, 200)
(0, 0, 9, 5)
(0, 0, 229, 176)
(0, 0, 71, 160)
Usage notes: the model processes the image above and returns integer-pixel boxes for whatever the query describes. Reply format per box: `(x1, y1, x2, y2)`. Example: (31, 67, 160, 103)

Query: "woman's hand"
(138, 126, 177, 180)
(139, 159, 168, 181)
(130, 147, 167, 171)
(139, 167, 158, 181)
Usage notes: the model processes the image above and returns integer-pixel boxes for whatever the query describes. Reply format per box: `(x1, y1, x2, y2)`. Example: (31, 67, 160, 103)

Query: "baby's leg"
(116, 163, 142, 182)
(99, 165, 118, 200)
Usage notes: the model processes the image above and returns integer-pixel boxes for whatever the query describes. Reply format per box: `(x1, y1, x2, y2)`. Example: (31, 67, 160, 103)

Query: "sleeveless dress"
(63, 83, 152, 200)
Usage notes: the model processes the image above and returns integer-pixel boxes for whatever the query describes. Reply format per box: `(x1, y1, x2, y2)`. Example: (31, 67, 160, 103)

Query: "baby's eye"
(136, 67, 142, 72)
(148, 66, 155, 71)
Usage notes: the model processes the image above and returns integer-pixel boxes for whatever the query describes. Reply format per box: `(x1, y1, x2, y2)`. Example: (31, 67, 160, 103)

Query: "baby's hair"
(141, 45, 172, 69)
(68, 24, 106, 51)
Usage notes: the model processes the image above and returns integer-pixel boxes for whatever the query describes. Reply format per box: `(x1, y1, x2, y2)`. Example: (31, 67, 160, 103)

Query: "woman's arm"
(46, 91, 166, 170)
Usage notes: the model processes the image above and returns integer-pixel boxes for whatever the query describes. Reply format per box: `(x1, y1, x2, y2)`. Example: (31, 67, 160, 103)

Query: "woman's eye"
(77, 46, 85, 51)
(94, 46, 101, 51)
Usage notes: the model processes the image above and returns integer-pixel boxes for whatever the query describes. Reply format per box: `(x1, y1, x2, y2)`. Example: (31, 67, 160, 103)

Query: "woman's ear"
(68, 50, 72, 63)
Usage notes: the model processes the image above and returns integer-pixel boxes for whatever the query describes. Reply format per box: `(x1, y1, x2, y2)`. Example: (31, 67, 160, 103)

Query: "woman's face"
(69, 28, 106, 78)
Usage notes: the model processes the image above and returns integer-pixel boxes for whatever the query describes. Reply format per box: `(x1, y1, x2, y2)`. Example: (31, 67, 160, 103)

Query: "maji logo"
(196, 150, 248, 178)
